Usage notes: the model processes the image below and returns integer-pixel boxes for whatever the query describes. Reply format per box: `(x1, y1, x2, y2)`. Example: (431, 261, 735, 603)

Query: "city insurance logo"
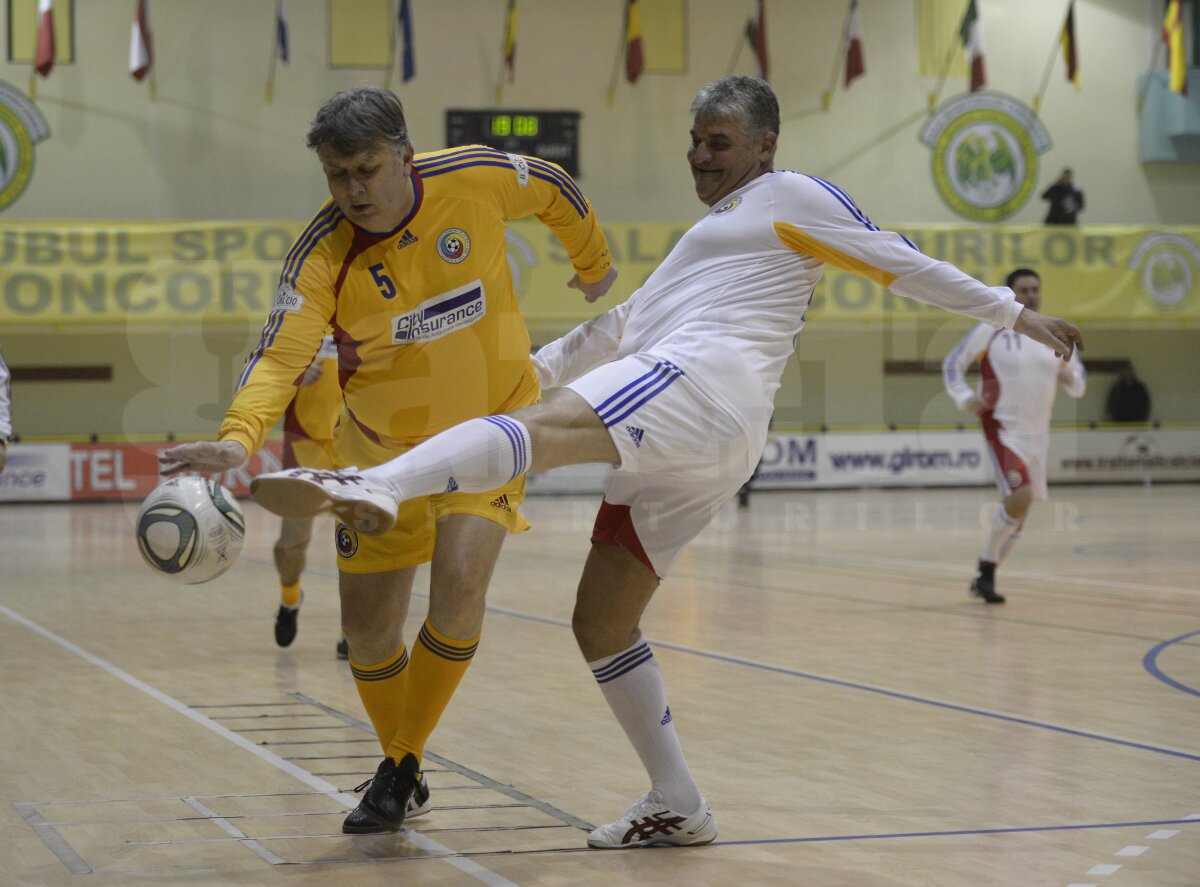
(920, 92, 1051, 223)
(0, 81, 50, 211)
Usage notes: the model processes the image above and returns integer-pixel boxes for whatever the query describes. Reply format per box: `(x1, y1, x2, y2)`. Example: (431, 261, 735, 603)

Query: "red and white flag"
(958, 0, 986, 92)
(35, 0, 55, 78)
(844, 0, 864, 88)
(130, 0, 153, 81)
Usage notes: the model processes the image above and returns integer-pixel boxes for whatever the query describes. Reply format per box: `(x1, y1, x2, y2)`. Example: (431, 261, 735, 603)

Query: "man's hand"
(158, 440, 248, 476)
(568, 266, 618, 304)
(1013, 308, 1084, 360)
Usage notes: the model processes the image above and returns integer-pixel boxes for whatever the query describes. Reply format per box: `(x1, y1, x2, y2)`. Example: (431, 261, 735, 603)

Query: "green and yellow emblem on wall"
(920, 92, 1050, 223)
(0, 81, 50, 212)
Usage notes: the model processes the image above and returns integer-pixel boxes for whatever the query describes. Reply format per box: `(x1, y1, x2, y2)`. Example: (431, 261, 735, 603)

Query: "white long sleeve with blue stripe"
(537, 171, 1022, 430)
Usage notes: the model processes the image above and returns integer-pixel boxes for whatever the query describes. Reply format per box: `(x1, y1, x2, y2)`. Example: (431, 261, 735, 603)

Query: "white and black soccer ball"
(136, 476, 245, 584)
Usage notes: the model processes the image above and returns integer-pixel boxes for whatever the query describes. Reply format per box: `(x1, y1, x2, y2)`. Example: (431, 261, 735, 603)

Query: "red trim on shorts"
(591, 499, 656, 575)
(980, 411, 1030, 493)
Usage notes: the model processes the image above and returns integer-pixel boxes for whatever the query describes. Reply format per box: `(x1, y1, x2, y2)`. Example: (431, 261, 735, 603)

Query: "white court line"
(1147, 829, 1180, 839)
(1114, 845, 1149, 857)
(710, 544, 1200, 598)
(0, 602, 517, 887)
(1086, 863, 1121, 875)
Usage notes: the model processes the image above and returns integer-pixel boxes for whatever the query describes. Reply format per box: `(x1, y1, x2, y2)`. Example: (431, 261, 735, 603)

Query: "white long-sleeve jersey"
(0, 344, 12, 440)
(943, 322, 1087, 447)
(535, 171, 1023, 430)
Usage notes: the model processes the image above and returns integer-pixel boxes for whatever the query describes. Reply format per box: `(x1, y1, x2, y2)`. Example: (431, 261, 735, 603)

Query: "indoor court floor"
(1, 483, 1197, 886)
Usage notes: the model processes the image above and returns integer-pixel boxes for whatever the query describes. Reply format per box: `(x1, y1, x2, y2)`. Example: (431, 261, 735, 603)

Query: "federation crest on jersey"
(335, 523, 359, 558)
(712, 197, 742, 215)
(437, 228, 471, 263)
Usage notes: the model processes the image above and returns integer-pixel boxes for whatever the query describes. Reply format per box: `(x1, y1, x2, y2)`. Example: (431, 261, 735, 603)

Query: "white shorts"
(566, 353, 762, 577)
(983, 414, 1049, 501)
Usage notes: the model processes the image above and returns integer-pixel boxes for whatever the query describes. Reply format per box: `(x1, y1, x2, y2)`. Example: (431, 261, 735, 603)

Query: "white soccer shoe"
(249, 467, 399, 535)
(586, 790, 717, 849)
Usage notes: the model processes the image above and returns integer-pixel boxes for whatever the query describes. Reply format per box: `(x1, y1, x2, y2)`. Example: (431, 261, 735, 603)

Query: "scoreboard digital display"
(445, 109, 581, 177)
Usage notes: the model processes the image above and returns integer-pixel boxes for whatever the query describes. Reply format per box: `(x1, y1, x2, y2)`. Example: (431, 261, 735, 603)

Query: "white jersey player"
(249, 77, 1085, 849)
(944, 268, 1086, 603)
(0, 343, 12, 474)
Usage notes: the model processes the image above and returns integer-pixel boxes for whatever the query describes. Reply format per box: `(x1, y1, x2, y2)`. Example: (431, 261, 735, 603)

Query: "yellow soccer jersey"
(221, 146, 611, 455)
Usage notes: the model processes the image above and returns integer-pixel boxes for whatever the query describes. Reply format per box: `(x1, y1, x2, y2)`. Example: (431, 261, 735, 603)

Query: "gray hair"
(306, 87, 411, 157)
(689, 76, 779, 141)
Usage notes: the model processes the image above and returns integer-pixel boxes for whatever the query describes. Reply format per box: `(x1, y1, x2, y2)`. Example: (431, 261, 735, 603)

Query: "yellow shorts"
(284, 434, 337, 471)
(330, 413, 533, 575)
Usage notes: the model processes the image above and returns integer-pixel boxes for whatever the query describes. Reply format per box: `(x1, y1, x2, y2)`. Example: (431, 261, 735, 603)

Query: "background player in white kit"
(251, 76, 1084, 849)
(943, 268, 1087, 603)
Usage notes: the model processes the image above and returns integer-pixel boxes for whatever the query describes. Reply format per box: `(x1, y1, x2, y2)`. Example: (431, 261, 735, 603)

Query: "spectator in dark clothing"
(1042, 168, 1084, 225)
(1106, 365, 1151, 423)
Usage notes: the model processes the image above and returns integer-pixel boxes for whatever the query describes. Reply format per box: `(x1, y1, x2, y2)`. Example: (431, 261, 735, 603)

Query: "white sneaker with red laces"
(586, 790, 717, 849)
(250, 467, 399, 535)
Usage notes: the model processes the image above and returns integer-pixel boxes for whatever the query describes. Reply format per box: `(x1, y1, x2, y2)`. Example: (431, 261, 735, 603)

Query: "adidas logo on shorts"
(445, 476, 459, 493)
(490, 493, 511, 512)
(625, 425, 645, 448)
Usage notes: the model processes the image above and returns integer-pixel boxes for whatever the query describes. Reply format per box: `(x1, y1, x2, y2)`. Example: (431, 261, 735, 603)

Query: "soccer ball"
(136, 476, 245, 584)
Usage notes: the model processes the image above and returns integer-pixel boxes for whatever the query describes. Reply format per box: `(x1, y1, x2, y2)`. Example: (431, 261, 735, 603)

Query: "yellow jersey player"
(272, 335, 345, 654)
(161, 87, 615, 834)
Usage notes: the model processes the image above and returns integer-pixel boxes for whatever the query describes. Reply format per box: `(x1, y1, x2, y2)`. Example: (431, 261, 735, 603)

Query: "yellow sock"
(280, 581, 302, 608)
(350, 645, 409, 755)
(386, 621, 479, 765)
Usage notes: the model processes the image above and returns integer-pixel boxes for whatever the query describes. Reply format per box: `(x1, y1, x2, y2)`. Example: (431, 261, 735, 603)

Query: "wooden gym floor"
(0, 483, 1197, 886)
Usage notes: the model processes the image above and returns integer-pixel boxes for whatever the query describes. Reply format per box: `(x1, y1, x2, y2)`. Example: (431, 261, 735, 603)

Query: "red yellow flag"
(1060, 1, 1078, 86)
(1163, 0, 1187, 95)
(625, 0, 643, 83)
(503, 0, 517, 82)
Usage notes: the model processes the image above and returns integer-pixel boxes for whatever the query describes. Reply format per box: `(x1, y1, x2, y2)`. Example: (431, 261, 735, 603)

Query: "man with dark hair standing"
(251, 77, 1083, 848)
(160, 86, 615, 834)
(943, 268, 1087, 603)
(1042, 168, 1084, 225)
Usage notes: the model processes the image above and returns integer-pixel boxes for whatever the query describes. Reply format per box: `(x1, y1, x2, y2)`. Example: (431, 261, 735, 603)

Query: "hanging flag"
(398, 0, 415, 82)
(743, 0, 769, 81)
(1059, 1, 1077, 86)
(35, 0, 55, 77)
(625, 0, 644, 83)
(276, 0, 289, 64)
(502, 0, 517, 83)
(130, 0, 153, 81)
(1163, 0, 1187, 95)
(958, 0, 986, 92)
(844, 0, 864, 88)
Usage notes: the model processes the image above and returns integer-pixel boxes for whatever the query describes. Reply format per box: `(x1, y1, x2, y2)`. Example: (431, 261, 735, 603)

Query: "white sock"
(359, 416, 531, 501)
(589, 640, 702, 815)
(981, 504, 1021, 563)
(997, 529, 1022, 565)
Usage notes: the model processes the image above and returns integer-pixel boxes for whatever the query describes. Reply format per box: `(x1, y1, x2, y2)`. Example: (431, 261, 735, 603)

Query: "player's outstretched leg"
(251, 416, 533, 534)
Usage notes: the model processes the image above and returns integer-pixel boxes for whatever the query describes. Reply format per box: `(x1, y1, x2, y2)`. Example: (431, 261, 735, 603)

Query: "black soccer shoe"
(969, 560, 1005, 604)
(342, 771, 431, 834)
(335, 637, 349, 660)
(274, 604, 299, 647)
(360, 754, 424, 831)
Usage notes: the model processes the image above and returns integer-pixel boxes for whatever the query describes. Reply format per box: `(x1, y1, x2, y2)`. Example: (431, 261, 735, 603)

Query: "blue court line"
(183, 553, 1200, 764)
(710, 817, 1200, 847)
(1142, 629, 1200, 699)
(478, 602, 1200, 764)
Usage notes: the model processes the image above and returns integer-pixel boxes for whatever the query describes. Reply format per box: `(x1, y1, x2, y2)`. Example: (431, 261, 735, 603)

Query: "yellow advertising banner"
(1, 221, 1197, 333)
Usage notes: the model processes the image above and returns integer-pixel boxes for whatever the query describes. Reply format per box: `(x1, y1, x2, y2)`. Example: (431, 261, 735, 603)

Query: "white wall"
(2, 0, 1197, 226)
